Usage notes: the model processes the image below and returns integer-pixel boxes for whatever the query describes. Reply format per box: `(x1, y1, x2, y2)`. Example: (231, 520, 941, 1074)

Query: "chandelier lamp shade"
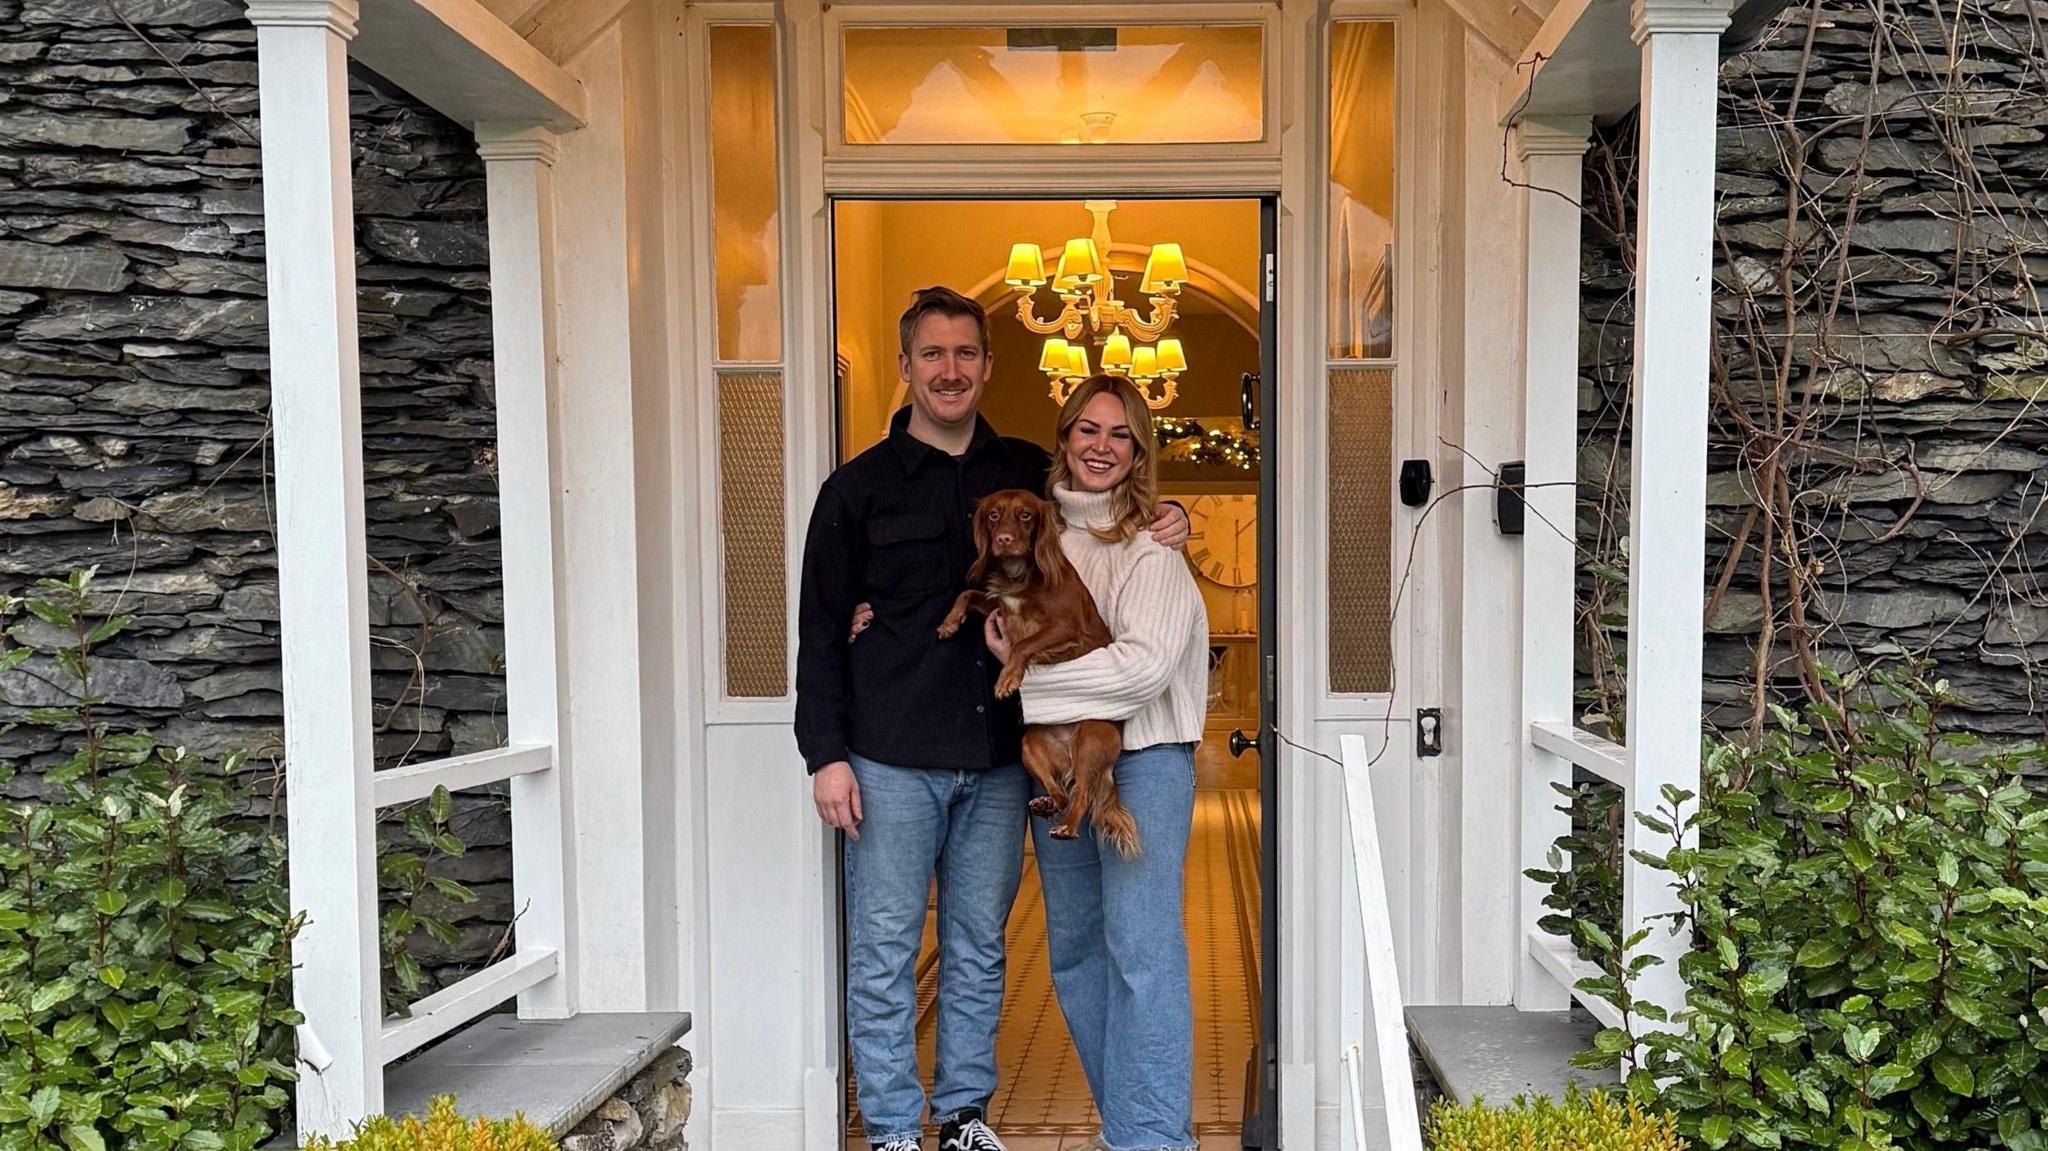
(1011, 201, 1192, 409)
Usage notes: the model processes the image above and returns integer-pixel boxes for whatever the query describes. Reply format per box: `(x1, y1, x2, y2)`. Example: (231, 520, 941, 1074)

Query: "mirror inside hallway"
(833, 199, 1267, 1151)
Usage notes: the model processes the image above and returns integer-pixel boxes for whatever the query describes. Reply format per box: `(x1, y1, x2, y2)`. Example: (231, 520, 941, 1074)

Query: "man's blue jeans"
(844, 755, 1027, 1144)
(1031, 742, 1198, 1151)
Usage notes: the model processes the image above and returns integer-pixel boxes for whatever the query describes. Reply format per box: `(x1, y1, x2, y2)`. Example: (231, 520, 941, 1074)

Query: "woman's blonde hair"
(1047, 374, 1159, 543)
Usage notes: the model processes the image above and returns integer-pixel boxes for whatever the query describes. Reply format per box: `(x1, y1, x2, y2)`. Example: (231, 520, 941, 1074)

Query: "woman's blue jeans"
(843, 755, 1028, 1144)
(1031, 742, 1198, 1151)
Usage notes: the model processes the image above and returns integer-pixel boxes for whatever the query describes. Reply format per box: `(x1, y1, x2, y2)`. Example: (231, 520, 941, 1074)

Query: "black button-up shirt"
(795, 407, 1051, 774)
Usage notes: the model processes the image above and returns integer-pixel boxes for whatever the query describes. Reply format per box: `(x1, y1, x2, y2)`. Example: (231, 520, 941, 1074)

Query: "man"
(796, 287, 1186, 1151)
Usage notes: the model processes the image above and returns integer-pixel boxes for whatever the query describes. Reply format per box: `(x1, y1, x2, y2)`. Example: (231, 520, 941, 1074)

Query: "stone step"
(1405, 1005, 1613, 1107)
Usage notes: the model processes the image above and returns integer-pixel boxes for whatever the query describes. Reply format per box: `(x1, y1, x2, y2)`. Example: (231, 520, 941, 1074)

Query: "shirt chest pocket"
(865, 512, 953, 598)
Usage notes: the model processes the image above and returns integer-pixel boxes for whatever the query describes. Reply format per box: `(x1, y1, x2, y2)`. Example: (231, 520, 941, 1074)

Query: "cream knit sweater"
(1019, 486, 1210, 750)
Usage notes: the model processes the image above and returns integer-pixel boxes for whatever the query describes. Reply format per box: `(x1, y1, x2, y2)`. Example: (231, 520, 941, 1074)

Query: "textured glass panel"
(1328, 21, 1396, 360)
(718, 369, 788, 697)
(710, 25, 783, 362)
(1328, 367, 1392, 693)
(842, 24, 1264, 145)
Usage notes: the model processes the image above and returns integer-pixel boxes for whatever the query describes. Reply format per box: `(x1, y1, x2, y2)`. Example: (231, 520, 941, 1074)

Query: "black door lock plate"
(1416, 707, 1443, 757)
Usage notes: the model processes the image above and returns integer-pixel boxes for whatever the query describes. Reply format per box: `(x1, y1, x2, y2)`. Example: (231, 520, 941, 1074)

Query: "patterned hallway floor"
(847, 782, 1263, 1150)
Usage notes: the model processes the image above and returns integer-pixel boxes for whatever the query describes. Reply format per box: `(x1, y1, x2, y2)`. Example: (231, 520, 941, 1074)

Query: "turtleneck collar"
(1052, 484, 1119, 530)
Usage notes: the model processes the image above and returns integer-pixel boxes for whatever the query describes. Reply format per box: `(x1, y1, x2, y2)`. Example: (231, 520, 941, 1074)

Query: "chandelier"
(1005, 200, 1191, 410)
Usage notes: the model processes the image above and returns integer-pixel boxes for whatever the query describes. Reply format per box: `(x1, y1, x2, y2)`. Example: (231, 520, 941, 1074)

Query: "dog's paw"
(1028, 795, 1063, 817)
(936, 620, 960, 638)
(1050, 824, 1079, 840)
(994, 670, 1022, 698)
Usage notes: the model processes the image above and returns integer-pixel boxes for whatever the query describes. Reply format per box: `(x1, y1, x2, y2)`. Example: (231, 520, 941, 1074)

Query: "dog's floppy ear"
(1031, 496, 1065, 587)
(964, 497, 994, 586)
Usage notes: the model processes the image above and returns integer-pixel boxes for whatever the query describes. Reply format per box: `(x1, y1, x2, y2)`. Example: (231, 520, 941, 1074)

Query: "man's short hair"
(898, 286, 989, 358)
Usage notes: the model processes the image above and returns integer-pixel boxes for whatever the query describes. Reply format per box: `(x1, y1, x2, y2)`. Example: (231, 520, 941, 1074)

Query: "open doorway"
(831, 198, 1271, 1150)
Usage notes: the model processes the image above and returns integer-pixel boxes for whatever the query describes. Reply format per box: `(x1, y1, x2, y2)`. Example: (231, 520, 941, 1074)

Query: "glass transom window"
(841, 24, 1265, 145)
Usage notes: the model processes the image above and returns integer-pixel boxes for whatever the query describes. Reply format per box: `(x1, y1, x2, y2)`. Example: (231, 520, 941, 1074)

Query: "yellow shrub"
(302, 1096, 557, 1151)
(1425, 1087, 1685, 1151)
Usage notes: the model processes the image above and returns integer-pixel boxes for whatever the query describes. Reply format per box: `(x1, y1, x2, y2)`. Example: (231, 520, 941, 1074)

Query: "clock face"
(1185, 494, 1258, 588)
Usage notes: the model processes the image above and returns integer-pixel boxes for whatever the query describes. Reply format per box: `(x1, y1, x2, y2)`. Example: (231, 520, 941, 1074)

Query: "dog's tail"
(1094, 788, 1142, 860)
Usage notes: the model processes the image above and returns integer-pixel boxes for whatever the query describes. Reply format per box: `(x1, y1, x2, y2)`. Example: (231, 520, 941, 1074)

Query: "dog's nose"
(993, 533, 1015, 546)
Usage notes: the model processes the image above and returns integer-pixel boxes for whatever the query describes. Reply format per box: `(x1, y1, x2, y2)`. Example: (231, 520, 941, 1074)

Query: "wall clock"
(1186, 494, 1257, 588)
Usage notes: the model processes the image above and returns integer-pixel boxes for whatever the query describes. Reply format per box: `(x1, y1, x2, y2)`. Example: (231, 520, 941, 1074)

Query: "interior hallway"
(848, 744, 1261, 1150)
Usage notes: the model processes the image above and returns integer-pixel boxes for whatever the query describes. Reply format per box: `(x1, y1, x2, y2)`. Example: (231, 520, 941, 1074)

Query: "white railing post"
(476, 122, 579, 1019)
(1516, 116, 1591, 1013)
(1623, 0, 1730, 1029)
(250, 0, 381, 1133)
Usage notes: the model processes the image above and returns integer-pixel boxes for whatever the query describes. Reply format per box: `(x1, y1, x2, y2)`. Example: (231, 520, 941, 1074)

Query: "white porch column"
(250, 0, 381, 1133)
(1516, 116, 1591, 1013)
(1623, 0, 1729, 1027)
(476, 123, 579, 1018)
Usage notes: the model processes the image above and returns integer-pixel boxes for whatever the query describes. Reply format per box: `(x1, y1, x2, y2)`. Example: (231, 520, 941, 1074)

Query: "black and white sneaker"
(939, 1110, 1009, 1151)
(871, 1140, 922, 1151)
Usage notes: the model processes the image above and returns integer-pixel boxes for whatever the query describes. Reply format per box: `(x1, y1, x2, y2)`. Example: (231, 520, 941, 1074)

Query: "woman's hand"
(983, 610, 1014, 663)
(1147, 501, 1191, 549)
(848, 601, 873, 642)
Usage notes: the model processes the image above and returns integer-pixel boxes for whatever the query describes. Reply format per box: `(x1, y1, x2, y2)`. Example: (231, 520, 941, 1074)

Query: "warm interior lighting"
(1053, 238, 1103, 289)
(1039, 338, 1072, 373)
(1021, 201, 1191, 410)
(1007, 243, 1048, 287)
(1157, 338, 1187, 374)
(1101, 330, 1133, 371)
(1141, 243, 1188, 295)
(1130, 345, 1160, 382)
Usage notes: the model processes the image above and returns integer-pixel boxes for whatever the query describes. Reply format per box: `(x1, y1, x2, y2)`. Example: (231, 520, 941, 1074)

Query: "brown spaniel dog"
(937, 489, 1139, 857)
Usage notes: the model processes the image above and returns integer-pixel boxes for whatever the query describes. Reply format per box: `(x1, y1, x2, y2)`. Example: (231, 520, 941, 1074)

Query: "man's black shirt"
(795, 407, 1051, 774)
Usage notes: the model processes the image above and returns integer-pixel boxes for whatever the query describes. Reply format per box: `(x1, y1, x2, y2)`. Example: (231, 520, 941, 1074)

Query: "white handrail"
(1529, 720, 1629, 789)
(371, 742, 553, 808)
(1338, 734, 1425, 1151)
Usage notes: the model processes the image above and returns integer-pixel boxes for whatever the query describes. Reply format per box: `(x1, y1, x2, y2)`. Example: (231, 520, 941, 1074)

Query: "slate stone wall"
(0, 0, 511, 987)
(1575, 0, 2048, 744)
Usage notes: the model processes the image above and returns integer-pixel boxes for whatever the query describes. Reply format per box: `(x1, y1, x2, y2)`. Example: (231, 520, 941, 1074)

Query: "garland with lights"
(1155, 417, 1259, 471)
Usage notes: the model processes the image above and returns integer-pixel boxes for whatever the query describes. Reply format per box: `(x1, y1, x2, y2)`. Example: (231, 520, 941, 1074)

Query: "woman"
(985, 374, 1210, 1151)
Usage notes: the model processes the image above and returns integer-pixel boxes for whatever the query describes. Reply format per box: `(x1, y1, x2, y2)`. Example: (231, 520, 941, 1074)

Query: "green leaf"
(93, 890, 125, 917)
(26, 601, 75, 629)
(84, 615, 133, 645)
(1700, 1114, 1734, 1148)
(1716, 933, 1741, 971)
(428, 784, 453, 824)
(32, 977, 81, 1014)
(28, 1085, 60, 1127)
(1930, 1052, 1974, 1097)
(0, 908, 30, 930)
(1795, 938, 1845, 968)
(61, 1125, 105, 1151)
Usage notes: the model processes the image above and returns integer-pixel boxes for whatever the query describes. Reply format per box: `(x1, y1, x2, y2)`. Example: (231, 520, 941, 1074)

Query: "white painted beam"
(352, 0, 586, 131)
(1526, 931, 1625, 1029)
(1530, 720, 1630, 789)
(370, 742, 552, 808)
(513, 0, 634, 66)
(479, 122, 580, 1019)
(1455, 27, 1528, 1007)
(1497, 0, 1642, 125)
(1340, 737, 1424, 1151)
(1515, 116, 1590, 1013)
(249, 0, 382, 1134)
(1441, 0, 1545, 62)
(380, 948, 560, 1061)
(1622, 0, 1730, 1032)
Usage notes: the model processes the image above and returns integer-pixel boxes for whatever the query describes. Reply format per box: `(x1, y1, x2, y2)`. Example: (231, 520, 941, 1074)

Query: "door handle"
(1240, 372, 1260, 430)
(1229, 728, 1260, 758)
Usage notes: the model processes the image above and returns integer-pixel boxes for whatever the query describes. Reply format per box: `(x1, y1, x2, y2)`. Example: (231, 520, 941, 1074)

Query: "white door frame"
(673, 1, 1439, 1146)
